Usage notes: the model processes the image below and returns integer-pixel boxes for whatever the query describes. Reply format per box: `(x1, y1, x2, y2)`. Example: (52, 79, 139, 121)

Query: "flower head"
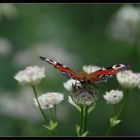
(14, 65, 45, 86)
(116, 70, 139, 89)
(0, 4, 17, 21)
(34, 92, 64, 110)
(108, 4, 140, 43)
(70, 82, 98, 106)
(103, 89, 123, 104)
(116, 5, 140, 26)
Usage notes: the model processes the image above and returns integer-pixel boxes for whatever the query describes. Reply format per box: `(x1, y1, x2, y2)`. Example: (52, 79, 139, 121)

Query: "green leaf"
(43, 120, 58, 131)
(81, 131, 89, 137)
(76, 125, 81, 136)
(110, 117, 121, 127)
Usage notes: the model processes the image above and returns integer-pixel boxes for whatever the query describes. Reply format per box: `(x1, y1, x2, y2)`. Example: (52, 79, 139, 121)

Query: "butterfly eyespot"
(115, 64, 121, 67)
(97, 74, 112, 80)
(61, 72, 72, 78)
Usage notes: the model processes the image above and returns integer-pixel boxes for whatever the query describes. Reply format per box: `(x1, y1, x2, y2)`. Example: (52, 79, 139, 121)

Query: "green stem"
(84, 106, 88, 132)
(105, 125, 112, 136)
(105, 104, 117, 136)
(32, 86, 57, 136)
(80, 106, 83, 135)
(80, 105, 88, 136)
(54, 104, 57, 122)
(32, 86, 48, 122)
(53, 105, 57, 136)
(48, 109, 56, 136)
(116, 89, 129, 119)
(114, 104, 117, 117)
(105, 89, 129, 136)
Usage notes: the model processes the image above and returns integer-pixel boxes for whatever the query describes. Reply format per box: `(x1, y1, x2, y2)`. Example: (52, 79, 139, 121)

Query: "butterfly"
(40, 56, 130, 84)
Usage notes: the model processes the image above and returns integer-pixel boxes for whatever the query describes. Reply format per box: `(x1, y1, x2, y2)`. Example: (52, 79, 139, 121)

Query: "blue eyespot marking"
(61, 72, 71, 78)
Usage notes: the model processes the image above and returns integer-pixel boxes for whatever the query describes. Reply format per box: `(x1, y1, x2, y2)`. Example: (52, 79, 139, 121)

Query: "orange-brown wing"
(86, 64, 130, 82)
(40, 56, 82, 80)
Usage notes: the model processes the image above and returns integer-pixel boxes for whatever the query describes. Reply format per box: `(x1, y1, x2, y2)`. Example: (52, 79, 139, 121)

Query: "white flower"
(34, 92, 64, 109)
(0, 4, 17, 20)
(83, 65, 101, 74)
(116, 70, 139, 89)
(116, 5, 140, 25)
(14, 65, 45, 86)
(133, 73, 140, 89)
(74, 91, 95, 106)
(63, 79, 81, 91)
(103, 89, 123, 104)
(108, 4, 140, 43)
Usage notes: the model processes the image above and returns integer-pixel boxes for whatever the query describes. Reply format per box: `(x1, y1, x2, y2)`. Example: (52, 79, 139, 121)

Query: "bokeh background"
(0, 3, 140, 136)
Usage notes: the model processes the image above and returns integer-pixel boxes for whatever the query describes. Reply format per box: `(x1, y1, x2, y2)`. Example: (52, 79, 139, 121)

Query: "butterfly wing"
(40, 56, 81, 80)
(86, 64, 130, 82)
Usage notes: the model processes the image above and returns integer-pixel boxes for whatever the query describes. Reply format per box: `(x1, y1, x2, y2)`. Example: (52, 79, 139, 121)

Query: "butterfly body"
(40, 56, 129, 83)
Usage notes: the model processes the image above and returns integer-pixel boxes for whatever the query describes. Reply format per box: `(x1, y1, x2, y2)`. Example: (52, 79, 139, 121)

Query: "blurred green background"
(0, 3, 140, 136)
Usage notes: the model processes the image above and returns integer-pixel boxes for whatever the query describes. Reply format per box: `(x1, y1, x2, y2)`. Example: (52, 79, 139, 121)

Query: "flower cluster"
(103, 89, 123, 104)
(109, 4, 140, 43)
(0, 4, 17, 20)
(34, 92, 64, 109)
(14, 66, 45, 86)
(116, 70, 140, 89)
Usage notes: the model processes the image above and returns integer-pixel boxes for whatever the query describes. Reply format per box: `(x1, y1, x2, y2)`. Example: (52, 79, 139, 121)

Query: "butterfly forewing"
(40, 56, 81, 80)
(86, 64, 129, 81)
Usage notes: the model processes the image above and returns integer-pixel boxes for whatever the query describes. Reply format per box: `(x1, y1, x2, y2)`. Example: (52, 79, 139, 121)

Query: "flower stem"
(80, 105, 88, 136)
(32, 86, 48, 122)
(105, 89, 129, 136)
(80, 106, 83, 135)
(53, 105, 57, 136)
(54, 104, 57, 122)
(105, 125, 112, 136)
(84, 106, 88, 132)
(105, 104, 117, 136)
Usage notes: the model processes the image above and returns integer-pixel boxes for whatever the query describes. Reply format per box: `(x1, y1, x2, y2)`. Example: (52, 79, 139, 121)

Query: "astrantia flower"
(63, 79, 81, 91)
(83, 65, 101, 74)
(72, 90, 96, 106)
(116, 70, 138, 89)
(70, 83, 98, 106)
(103, 89, 123, 104)
(108, 4, 140, 43)
(133, 73, 140, 89)
(0, 4, 17, 21)
(34, 92, 64, 110)
(14, 65, 45, 86)
(116, 5, 140, 26)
